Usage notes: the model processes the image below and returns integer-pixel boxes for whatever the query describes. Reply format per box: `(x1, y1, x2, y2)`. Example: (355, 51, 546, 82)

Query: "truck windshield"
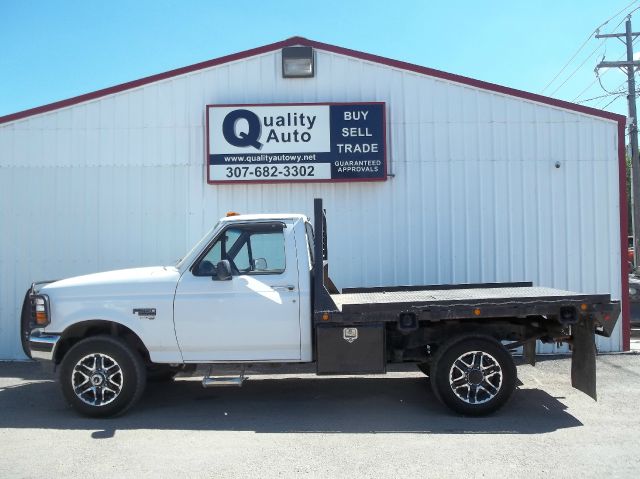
(175, 221, 221, 268)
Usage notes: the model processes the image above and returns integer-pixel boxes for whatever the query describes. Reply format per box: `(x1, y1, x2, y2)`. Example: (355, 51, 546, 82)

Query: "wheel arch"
(53, 319, 151, 365)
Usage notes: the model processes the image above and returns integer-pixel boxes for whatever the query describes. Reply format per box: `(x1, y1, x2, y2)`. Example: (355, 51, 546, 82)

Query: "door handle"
(271, 285, 296, 291)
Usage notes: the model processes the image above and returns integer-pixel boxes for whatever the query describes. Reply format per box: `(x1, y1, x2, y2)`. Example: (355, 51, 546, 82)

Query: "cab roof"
(220, 213, 307, 223)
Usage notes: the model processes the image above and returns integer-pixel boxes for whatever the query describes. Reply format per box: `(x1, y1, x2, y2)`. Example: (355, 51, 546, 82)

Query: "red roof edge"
(0, 36, 302, 125)
(0, 35, 627, 125)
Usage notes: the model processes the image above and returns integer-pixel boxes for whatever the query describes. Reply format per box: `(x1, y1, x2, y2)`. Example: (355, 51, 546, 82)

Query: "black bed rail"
(342, 282, 534, 294)
(313, 199, 338, 313)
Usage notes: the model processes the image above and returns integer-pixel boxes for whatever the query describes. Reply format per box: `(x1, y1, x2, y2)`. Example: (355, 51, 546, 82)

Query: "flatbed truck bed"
(310, 199, 620, 413)
(332, 285, 608, 313)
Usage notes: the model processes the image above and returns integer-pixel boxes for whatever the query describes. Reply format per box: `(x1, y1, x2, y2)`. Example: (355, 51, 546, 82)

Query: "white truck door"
(173, 221, 301, 361)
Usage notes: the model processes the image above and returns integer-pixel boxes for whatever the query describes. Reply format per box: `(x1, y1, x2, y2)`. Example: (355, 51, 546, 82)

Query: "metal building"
(0, 37, 629, 359)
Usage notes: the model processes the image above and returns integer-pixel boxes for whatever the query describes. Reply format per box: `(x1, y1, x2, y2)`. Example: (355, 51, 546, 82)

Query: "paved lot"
(0, 355, 639, 479)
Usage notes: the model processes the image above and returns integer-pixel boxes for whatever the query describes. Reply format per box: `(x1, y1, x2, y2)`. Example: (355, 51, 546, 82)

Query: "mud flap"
(523, 340, 536, 366)
(571, 316, 597, 400)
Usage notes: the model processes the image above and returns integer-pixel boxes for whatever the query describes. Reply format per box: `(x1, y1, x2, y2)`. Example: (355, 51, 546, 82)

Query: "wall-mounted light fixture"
(282, 46, 314, 78)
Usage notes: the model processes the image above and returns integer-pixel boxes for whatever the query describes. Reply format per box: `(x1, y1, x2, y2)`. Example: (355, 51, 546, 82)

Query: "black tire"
(58, 335, 147, 418)
(430, 335, 516, 416)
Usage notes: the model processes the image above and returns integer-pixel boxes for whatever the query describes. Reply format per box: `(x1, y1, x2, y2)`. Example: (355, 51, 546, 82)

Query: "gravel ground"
(0, 355, 639, 478)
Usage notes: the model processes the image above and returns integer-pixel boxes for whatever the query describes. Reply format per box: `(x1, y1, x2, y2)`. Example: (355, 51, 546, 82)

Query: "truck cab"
(173, 214, 313, 362)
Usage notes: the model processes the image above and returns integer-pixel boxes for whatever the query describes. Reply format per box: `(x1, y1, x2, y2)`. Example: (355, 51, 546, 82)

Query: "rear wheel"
(59, 335, 146, 417)
(430, 335, 516, 416)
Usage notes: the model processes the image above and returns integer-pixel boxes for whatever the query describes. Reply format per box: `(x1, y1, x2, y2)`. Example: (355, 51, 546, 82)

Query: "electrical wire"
(572, 75, 605, 101)
(572, 36, 640, 102)
(611, 4, 640, 32)
(541, 0, 640, 94)
(601, 94, 623, 109)
(598, 69, 626, 94)
(591, 84, 627, 109)
(594, 78, 629, 107)
(577, 92, 625, 103)
(549, 40, 608, 96)
(541, 36, 601, 94)
(595, 75, 640, 109)
(609, 0, 640, 24)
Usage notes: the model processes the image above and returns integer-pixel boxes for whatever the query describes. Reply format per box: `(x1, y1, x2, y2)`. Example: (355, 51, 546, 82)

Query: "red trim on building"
(0, 36, 626, 125)
(619, 120, 631, 351)
(0, 37, 298, 125)
(0, 36, 630, 347)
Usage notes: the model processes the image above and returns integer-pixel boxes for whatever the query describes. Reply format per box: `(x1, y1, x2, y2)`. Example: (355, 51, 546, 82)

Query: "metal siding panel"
(0, 49, 624, 358)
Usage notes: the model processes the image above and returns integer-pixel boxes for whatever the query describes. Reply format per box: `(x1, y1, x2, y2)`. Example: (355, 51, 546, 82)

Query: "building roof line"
(0, 35, 626, 125)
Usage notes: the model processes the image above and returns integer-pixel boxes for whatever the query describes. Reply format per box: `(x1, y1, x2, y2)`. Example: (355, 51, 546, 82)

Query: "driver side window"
(194, 224, 285, 276)
(198, 229, 240, 266)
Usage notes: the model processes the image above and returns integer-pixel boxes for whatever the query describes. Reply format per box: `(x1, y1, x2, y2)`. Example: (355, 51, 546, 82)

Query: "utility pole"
(597, 16, 640, 269)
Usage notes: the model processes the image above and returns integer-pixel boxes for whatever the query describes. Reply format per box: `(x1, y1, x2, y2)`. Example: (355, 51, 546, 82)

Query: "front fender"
(46, 296, 182, 363)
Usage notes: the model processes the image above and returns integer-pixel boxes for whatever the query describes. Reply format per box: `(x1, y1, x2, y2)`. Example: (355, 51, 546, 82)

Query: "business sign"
(206, 102, 386, 183)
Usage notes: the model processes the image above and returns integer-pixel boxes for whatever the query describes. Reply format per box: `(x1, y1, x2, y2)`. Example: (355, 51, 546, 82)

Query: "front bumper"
(28, 331, 61, 361)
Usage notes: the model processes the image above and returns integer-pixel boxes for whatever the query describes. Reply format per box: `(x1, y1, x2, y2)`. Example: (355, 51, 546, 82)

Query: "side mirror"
(196, 260, 215, 276)
(215, 259, 232, 281)
(253, 257, 268, 271)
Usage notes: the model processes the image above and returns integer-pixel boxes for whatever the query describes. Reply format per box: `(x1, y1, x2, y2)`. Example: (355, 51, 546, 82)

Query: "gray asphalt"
(0, 355, 639, 478)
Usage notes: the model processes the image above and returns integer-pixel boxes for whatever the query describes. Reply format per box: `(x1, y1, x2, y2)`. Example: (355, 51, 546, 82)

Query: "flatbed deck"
(331, 285, 612, 315)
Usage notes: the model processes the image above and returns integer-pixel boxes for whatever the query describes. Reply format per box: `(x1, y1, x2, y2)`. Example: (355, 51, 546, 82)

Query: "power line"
(612, 5, 640, 31)
(541, 37, 601, 94)
(576, 92, 624, 103)
(548, 40, 607, 96)
(601, 94, 623, 110)
(572, 74, 605, 101)
(593, 77, 630, 107)
(597, 69, 626, 94)
(541, 0, 640, 94)
(609, 0, 640, 24)
(578, 83, 640, 106)
(572, 36, 640, 102)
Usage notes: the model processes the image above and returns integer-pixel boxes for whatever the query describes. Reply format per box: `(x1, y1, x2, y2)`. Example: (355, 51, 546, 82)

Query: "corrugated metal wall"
(0, 48, 622, 359)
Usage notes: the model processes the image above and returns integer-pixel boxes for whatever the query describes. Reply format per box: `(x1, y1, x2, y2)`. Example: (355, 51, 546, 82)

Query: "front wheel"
(430, 335, 516, 416)
(59, 335, 147, 417)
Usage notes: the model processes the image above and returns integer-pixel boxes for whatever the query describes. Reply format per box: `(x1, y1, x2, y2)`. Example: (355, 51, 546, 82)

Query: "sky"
(1, 0, 639, 118)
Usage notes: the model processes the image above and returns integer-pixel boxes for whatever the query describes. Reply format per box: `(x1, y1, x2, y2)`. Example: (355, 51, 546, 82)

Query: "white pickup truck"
(24, 199, 619, 417)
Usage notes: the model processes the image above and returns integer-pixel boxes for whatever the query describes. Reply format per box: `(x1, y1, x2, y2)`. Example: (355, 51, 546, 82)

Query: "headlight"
(34, 296, 50, 326)
(630, 287, 637, 295)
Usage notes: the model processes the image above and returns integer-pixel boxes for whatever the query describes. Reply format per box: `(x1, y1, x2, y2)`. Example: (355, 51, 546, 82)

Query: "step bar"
(201, 367, 246, 388)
